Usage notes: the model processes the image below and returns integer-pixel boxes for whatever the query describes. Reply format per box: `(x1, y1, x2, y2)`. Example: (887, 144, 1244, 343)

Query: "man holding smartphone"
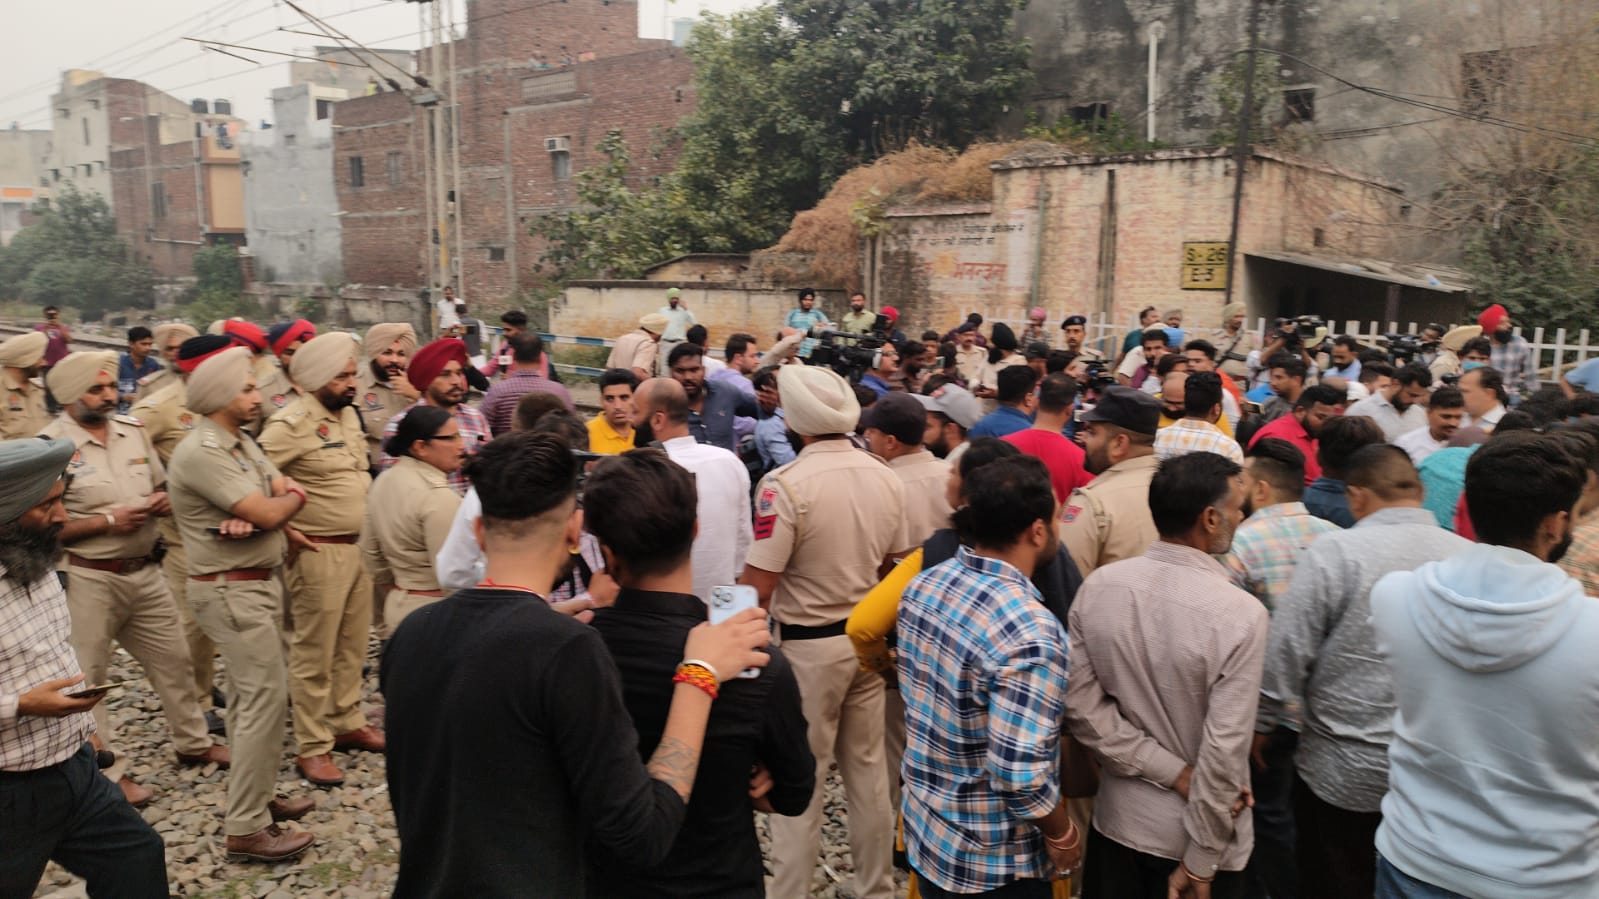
(41, 351, 228, 808)
(582, 449, 813, 897)
(0, 438, 168, 897)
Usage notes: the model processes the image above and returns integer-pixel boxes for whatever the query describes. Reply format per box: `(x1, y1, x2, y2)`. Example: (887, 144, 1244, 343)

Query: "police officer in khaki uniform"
(257, 333, 383, 788)
(355, 323, 419, 470)
(131, 335, 237, 735)
(132, 322, 198, 401)
(0, 331, 52, 439)
(40, 352, 229, 811)
(168, 345, 318, 862)
(1061, 386, 1163, 577)
(360, 405, 464, 630)
(740, 364, 910, 899)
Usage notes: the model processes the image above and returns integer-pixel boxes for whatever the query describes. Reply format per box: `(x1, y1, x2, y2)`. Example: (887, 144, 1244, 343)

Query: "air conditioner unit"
(544, 136, 570, 152)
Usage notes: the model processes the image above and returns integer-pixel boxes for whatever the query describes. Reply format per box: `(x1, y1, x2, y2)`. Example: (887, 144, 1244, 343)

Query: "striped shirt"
(0, 567, 93, 771)
(1223, 503, 1340, 611)
(897, 546, 1068, 893)
(1066, 541, 1268, 877)
(1154, 419, 1243, 464)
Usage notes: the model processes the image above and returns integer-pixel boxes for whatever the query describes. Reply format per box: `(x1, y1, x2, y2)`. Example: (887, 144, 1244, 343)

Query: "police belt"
(779, 620, 848, 641)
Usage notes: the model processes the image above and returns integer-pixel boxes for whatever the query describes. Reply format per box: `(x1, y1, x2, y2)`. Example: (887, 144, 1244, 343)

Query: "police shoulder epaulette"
(114, 414, 146, 427)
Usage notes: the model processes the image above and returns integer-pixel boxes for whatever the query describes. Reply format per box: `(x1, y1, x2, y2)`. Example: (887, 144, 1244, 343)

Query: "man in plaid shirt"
(897, 456, 1081, 897)
(1480, 304, 1538, 403)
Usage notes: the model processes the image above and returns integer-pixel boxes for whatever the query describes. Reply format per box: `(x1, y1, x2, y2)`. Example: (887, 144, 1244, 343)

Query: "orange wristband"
(673, 663, 718, 700)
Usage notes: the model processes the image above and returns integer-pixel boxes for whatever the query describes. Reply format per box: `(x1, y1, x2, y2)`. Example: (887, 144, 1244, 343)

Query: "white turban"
(291, 332, 359, 391)
(186, 346, 253, 415)
(778, 364, 861, 437)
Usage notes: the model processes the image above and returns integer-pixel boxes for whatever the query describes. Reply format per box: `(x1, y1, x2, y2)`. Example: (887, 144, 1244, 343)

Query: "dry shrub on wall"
(767, 141, 1050, 290)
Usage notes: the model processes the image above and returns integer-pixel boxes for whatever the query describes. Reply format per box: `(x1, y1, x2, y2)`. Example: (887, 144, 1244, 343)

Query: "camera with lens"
(804, 315, 891, 383)
(1275, 315, 1329, 354)
(1382, 333, 1426, 364)
(1081, 360, 1118, 391)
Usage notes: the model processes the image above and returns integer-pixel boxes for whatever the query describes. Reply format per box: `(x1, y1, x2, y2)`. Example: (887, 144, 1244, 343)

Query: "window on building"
(488, 246, 506, 262)
(1284, 88, 1315, 122)
(1462, 50, 1512, 117)
(151, 183, 168, 220)
(316, 99, 333, 121)
(349, 156, 365, 188)
(1069, 102, 1111, 127)
(551, 149, 571, 181)
(82, 117, 90, 146)
(284, 134, 296, 147)
(386, 151, 404, 186)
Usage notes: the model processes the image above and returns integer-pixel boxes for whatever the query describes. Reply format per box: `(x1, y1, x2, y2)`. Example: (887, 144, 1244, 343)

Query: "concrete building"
(1015, 0, 1590, 198)
(332, 0, 696, 304)
(109, 123, 245, 280)
(0, 125, 50, 245)
(42, 70, 198, 211)
(240, 84, 354, 286)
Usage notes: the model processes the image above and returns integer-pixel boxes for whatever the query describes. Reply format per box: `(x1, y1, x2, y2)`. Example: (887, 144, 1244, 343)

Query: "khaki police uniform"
(133, 366, 178, 402)
(744, 440, 911, 899)
(131, 381, 217, 712)
(355, 368, 412, 470)
(1060, 452, 1161, 576)
(250, 355, 299, 432)
(955, 345, 987, 386)
(258, 394, 374, 759)
(360, 455, 461, 630)
(169, 417, 289, 838)
(1, 368, 51, 439)
(41, 412, 214, 780)
(606, 329, 657, 376)
(1072, 344, 1106, 363)
(1210, 326, 1262, 385)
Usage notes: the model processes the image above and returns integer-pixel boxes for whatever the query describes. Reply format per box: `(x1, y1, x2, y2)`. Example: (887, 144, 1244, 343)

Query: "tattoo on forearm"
(647, 736, 701, 802)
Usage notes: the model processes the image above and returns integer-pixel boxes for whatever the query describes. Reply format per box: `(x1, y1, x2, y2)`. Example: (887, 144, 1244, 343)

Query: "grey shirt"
(1258, 506, 1472, 813)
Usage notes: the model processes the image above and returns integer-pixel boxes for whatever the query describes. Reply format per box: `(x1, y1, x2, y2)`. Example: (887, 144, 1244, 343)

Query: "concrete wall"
(44, 72, 197, 210)
(1015, 0, 1593, 199)
(0, 128, 49, 245)
(241, 85, 346, 285)
(870, 147, 1441, 336)
(552, 282, 852, 343)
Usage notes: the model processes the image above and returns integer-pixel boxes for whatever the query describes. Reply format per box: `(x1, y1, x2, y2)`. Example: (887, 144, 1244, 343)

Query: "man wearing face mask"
(1479, 304, 1538, 403)
(1255, 445, 1470, 899)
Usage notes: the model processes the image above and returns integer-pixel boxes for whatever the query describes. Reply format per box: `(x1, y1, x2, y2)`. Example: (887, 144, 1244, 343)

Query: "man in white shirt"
(1394, 386, 1465, 465)
(434, 285, 462, 337)
(631, 378, 752, 601)
(1460, 367, 1509, 432)
(1344, 362, 1430, 441)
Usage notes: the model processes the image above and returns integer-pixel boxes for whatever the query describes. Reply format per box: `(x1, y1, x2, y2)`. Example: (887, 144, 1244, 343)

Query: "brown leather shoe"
(118, 776, 153, 808)
(333, 725, 386, 754)
(225, 824, 315, 863)
(295, 753, 345, 786)
(176, 743, 232, 769)
(269, 795, 316, 822)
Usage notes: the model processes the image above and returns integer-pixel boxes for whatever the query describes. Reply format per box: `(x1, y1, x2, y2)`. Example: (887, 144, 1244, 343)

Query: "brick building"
(334, 0, 696, 305)
(110, 125, 245, 279)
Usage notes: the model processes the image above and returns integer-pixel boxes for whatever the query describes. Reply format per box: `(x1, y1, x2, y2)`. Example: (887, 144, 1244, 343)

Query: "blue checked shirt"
(897, 546, 1069, 892)
(1223, 502, 1339, 612)
(1490, 333, 1538, 402)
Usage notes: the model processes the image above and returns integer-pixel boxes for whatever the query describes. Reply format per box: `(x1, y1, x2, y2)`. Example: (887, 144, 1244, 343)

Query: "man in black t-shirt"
(584, 449, 814, 898)
(381, 432, 773, 897)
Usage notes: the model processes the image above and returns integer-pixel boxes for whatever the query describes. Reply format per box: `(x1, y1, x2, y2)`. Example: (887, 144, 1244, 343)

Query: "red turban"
(268, 319, 317, 357)
(407, 338, 469, 392)
(881, 305, 900, 323)
(222, 320, 268, 353)
(1478, 304, 1509, 334)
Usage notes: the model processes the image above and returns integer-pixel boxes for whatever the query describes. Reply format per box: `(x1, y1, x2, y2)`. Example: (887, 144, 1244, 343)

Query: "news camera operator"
(1252, 317, 1326, 386)
(801, 315, 898, 387)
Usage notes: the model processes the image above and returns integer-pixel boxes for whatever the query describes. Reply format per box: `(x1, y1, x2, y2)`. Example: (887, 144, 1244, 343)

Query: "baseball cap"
(1078, 386, 1161, 435)
(860, 393, 927, 445)
(1024, 341, 1052, 361)
(913, 383, 981, 430)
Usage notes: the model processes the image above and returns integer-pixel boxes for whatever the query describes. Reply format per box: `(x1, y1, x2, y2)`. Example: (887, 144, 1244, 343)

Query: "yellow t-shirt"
(586, 415, 635, 455)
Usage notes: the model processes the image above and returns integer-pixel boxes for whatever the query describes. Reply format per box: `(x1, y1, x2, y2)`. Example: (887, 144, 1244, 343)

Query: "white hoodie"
(1370, 544, 1599, 898)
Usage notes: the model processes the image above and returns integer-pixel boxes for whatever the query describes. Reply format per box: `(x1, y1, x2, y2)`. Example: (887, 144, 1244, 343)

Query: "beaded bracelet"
(674, 663, 719, 700)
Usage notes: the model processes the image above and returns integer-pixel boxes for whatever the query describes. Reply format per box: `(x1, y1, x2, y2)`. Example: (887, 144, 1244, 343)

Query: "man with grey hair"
(0, 438, 168, 897)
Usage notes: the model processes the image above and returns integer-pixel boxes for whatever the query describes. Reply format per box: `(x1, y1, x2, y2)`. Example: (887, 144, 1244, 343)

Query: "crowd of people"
(1, 289, 1598, 899)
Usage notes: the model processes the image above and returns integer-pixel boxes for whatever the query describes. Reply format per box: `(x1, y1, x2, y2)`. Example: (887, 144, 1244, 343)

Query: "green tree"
(0, 184, 154, 318)
(193, 244, 244, 296)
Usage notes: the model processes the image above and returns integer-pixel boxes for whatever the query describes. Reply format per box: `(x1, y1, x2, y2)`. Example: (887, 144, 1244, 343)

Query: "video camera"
(805, 315, 892, 383)
(1275, 315, 1329, 354)
(1381, 333, 1426, 364)
(1081, 359, 1118, 393)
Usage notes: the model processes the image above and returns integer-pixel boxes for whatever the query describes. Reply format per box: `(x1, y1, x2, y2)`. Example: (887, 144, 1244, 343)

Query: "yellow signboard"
(1181, 241, 1230, 290)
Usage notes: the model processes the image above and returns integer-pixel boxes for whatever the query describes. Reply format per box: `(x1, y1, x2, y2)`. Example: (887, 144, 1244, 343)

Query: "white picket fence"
(987, 311, 1596, 386)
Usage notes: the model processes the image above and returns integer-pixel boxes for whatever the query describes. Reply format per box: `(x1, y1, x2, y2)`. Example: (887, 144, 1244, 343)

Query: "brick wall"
(112, 140, 204, 279)
(334, 0, 695, 305)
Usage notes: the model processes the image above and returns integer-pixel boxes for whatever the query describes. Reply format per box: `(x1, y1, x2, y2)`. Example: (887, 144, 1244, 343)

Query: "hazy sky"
(0, 0, 761, 132)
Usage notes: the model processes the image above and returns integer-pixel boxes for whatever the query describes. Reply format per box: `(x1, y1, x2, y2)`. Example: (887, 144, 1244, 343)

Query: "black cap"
(860, 392, 927, 445)
(1061, 314, 1087, 329)
(1078, 386, 1162, 436)
(1024, 341, 1052, 360)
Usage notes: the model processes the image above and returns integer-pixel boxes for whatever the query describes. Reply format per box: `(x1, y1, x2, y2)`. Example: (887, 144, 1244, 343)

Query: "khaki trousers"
(188, 576, 287, 836)
(65, 564, 213, 782)
(384, 587, 441, 634)
(285, 544, 372, 756)
(158, 528, 217, 710)
(769, 634, 896, 899)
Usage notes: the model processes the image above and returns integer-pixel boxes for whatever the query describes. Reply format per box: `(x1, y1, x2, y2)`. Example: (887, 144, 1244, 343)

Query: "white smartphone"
(708, 585, 761, 679)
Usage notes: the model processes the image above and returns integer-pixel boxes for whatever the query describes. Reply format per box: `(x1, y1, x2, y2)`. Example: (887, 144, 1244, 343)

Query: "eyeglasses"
(424, 433, 464, 443)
